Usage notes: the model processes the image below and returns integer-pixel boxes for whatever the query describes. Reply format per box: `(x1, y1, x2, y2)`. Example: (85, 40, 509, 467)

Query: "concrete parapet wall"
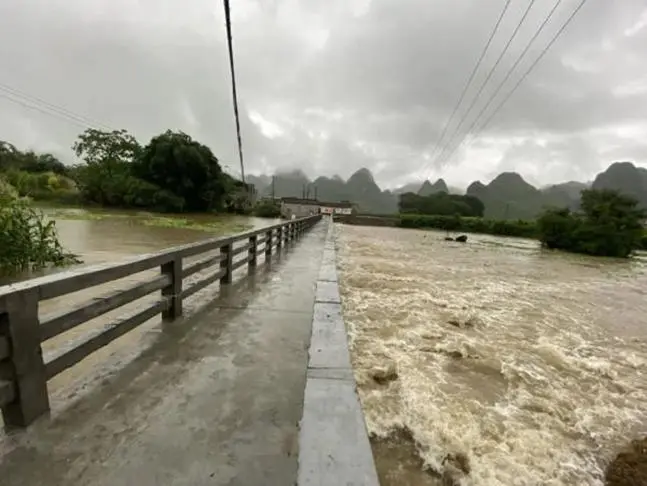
(297, 217, 379, 485)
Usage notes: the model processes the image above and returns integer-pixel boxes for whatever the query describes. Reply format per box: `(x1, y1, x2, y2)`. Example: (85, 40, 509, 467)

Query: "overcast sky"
(0, 0, 646, 190)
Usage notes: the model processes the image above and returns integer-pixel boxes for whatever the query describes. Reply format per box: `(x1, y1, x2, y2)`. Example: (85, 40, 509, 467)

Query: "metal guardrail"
(0, 214, 322, 428)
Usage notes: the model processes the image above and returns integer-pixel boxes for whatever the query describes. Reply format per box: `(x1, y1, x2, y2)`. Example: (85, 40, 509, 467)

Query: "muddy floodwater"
(0, 209, 277, 433)
(335, 224, 647, 486)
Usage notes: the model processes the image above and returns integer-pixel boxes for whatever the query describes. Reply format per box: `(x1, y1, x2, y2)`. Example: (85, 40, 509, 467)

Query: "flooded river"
(335, 224, 647, 486)
(0, 209, 277, 431)
(45, 207, 276, 266)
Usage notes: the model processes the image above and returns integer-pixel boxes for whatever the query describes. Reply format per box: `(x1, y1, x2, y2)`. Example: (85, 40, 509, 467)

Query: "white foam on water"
(335, 224, 647, 486)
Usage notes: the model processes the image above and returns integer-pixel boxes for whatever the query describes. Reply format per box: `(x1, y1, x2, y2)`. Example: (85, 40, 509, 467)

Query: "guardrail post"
(248, 234, 258, 274)
(161, 255, 183, 321)
(277, 226, 283, 250)
(265, 229, 273, 258)
(220, 243, 233, 284)
(0, 289, 50, 428)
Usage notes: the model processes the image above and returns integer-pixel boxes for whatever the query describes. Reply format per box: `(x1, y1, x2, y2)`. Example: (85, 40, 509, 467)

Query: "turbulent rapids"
(335, 224, 647, 486)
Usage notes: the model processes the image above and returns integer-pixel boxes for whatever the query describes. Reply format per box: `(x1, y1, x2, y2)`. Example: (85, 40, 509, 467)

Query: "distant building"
(279, 197, 354, 219)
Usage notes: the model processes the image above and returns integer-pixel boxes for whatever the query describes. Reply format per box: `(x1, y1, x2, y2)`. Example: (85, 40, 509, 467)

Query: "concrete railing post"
(277, 226, 283, 250)
(265, 229, 273, 258)
(161, 254, 183, 321)
(220, 243, 233, 284)
(248, 235, 258, 274)
(0, 289, 50, 428)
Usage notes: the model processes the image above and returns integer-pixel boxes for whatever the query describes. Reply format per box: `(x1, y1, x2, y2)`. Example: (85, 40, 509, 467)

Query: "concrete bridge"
(0, 216, 379, 485)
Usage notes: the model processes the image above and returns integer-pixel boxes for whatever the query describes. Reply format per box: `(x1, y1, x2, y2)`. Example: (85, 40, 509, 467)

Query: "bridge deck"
(0, 222, 327, 486)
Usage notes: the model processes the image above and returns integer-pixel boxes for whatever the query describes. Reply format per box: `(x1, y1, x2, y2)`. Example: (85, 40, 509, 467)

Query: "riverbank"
(335, 213, 647, 251)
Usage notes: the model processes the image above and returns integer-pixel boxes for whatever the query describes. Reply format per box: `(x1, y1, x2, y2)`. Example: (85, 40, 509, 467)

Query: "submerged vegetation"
(537, 189, 645, 258)
(379, 188, 647, 257)
(47, 208, 253, 234)
(0, 178, 79, 276)
(252, 199, 281, 218)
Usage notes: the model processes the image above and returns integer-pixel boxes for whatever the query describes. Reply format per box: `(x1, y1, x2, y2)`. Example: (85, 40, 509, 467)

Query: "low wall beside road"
(298, 219, 379, 485)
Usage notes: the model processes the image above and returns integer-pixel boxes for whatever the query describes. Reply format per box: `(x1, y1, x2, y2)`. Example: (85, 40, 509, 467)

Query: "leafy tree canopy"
(537, 188, 645, 258)
(133, 130, 227, 212)
(72, 129, 141, 166)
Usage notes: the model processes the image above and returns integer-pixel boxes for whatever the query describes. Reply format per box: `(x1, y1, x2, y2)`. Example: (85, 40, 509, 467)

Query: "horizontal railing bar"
(0, 336, 8, 360)
(182, 254, 223, 279)
(40, 274, 171, 342)
(45, 299, 168, 379)
(0, 379, 14, 407)
(181, 269, 226, 300)
(0, 215, 320, 302)
(231, 257, 249, 272)
(231, 243, 250, 257)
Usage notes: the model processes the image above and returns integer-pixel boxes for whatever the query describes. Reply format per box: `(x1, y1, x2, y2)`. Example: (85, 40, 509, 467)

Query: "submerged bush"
(537, 189, 644, 258)
(0, 183, 80, 275)
(253, 199, 281, 218)
(398, 214, 538, 239)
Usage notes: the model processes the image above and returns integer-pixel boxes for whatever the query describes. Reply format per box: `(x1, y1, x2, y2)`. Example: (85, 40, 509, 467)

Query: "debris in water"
(442, 452, 471, 486)
(605, 437, 647, 486)
(455, 235, 468, 243)
(371, 426, 472, 486)
(447, 316, 479, 329)
(370, 426, 439, 485)
(370, 363, 399, 385)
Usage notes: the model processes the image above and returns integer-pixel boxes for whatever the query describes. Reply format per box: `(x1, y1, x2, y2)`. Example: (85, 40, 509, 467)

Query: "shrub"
(0, 184, 80, 275)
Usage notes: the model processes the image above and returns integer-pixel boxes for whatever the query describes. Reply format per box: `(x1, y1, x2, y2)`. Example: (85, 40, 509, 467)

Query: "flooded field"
(335, 224, 647, 486)
(0, 209, 276, 433)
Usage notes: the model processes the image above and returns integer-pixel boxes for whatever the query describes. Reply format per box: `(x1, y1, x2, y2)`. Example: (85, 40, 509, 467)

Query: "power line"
(441, 0, 589, 163)
(436, 0, 566, 166)
(428, 0, 513, 163)
(430, 0, 539, 168)
(223, 0, 246, 185)
(0, 82, 113, 131)
(0, 90, 107, 131)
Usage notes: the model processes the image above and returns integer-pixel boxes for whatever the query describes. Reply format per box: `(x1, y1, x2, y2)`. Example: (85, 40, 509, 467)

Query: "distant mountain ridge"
(247, 161, 646, 219)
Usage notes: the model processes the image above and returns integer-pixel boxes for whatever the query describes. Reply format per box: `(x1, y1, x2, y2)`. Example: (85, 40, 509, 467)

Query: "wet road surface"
(0, 222, 327, 486)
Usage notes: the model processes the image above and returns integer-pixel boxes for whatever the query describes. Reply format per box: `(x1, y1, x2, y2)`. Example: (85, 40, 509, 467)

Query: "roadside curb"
(297, 217, 379, 485)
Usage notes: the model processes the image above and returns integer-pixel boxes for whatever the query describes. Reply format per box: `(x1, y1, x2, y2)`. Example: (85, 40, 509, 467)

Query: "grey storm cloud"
(0, 0, 646, 190)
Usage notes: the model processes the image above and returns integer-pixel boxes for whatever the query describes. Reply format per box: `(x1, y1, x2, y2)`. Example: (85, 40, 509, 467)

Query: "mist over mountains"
(248, 161, 647, 220)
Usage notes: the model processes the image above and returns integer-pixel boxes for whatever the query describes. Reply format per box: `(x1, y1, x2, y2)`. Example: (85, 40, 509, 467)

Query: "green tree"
(72, 129, 142, 206)
(73, 129, 141, 166)
(134, 130, 227, 212)
(537, 189, 645, 258)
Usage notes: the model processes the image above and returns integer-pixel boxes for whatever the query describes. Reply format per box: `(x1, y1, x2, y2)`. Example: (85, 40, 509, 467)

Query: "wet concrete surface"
(298, 223, 379, 485)
(0, 222, 327, 486)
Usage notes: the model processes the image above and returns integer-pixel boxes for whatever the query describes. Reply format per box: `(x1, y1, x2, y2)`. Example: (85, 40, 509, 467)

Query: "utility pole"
(314, 186, 318, 201)
(271, 176, 275, 199)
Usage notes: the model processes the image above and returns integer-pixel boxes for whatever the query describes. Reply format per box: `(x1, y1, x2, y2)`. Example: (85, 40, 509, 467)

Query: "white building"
(280, 197, 355, 219)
